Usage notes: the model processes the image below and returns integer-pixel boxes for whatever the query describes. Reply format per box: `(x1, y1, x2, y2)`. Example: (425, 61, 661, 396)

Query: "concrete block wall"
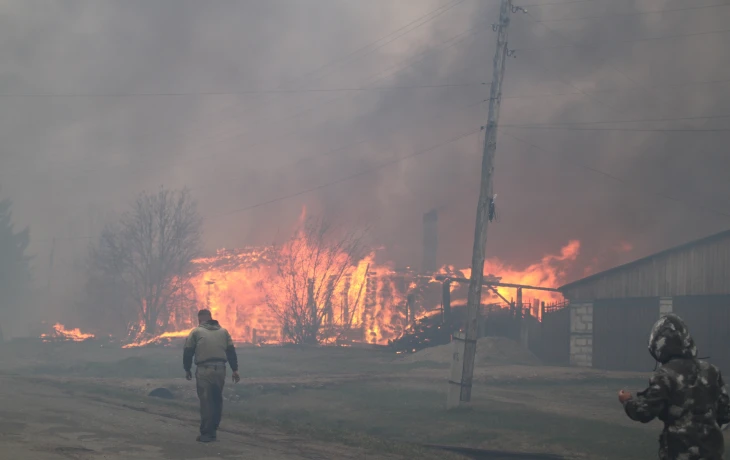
(659, 297, 673, 316)
(569, 303, 593, 367)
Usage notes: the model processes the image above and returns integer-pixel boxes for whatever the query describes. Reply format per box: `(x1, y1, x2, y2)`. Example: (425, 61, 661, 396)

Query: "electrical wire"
(501, 126, 730, 132)
(532, 3, 730, 23)
(500, 129, 730, 219)
(188, 97, 488, 195)
(0, 14, 491, 185)
(217, 127, 482, 217)
(519, 26, 730, 52)
(502, 114, 730, 127)
(0, 82, 484, 99)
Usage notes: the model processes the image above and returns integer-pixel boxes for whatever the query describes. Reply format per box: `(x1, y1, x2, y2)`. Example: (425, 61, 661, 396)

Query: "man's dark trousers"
(195, 363, 226, 440)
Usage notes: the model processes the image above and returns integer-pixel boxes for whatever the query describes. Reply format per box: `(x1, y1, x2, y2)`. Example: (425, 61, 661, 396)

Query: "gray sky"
(2, 0, 730, 309)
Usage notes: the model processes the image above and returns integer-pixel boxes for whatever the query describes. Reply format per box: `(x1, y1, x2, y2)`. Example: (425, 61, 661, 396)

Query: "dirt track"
(0, 374, 402, 460)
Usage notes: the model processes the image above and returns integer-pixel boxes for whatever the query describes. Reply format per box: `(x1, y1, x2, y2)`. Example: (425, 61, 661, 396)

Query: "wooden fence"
(531, 301, 570, 364)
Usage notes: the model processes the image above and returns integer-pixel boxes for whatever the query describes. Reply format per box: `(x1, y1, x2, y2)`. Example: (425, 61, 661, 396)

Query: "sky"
(2, 0, 730, 321)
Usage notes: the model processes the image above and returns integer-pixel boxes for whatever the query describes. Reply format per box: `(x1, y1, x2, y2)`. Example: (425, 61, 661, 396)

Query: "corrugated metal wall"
(674, 295, 730, 374)
(592, 298, 659, 371)
(563, 233, 730, 302)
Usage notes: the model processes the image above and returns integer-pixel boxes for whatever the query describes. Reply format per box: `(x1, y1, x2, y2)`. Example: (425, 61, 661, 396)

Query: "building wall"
(562, 233, 730, 302)
(569, 303, 593, 367)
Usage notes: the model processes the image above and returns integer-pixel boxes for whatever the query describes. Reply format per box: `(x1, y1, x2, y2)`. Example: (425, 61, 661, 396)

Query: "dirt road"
(0, 374, 401, 460)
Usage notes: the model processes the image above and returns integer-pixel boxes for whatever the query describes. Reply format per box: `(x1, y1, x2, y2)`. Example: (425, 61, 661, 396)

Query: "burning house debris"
(44, 231, 578, 349)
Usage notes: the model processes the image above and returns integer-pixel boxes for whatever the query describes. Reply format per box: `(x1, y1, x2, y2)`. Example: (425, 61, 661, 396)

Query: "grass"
(226, 379, 660, 459)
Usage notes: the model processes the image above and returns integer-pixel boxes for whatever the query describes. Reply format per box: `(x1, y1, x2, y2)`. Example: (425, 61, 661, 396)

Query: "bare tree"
(89, 188, 202, 337)
(260, 217, 369, 345)
(0, 195, 32, 342)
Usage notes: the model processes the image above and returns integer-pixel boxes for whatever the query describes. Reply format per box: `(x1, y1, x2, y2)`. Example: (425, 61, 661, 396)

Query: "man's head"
(197, 309, 212, 325)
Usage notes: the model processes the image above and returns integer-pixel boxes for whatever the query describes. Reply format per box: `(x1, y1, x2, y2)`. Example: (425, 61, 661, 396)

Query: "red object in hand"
(618, 390, 632, 403)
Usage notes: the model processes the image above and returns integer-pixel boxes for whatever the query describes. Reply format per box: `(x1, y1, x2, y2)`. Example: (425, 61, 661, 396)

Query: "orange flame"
(41, 323, 95, 342)
(439, 240, 579, 313)
(122, 330, 189, 348)
(126, 230, 408, 347)
(123, 235, 579, 347)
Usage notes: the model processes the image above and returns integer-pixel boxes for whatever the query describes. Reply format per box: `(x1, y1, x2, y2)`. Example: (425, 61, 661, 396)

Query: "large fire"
(443, 239, 580, 309)
(121, 240, 579, 347)
(44, 232, 580, 347)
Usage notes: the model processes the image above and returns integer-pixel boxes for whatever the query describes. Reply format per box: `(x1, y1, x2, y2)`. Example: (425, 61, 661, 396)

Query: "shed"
(559, 229, 730, 372)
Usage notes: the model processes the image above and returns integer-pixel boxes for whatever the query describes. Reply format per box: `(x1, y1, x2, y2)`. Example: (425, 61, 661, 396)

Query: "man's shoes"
(196, 435, 216, 443)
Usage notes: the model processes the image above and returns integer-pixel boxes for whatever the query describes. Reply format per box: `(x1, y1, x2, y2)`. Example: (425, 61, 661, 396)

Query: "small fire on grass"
(41, 323, 95, 342)
(121, 330, 190, 349)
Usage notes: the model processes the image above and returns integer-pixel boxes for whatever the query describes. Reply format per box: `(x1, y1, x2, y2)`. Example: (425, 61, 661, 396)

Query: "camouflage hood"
(648, 313, 697, 364)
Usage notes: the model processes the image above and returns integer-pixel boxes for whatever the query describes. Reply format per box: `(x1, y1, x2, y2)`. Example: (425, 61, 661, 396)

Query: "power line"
(497, 76, 730, 100)
(218, 127, 482, 217)
(191, 0, 475, 143)
(0, 82, 484, 99)
(500, 129, 730, 219)
(518, 6, 728, 183)
(189, 98, 488, 195)
(178, 20, 490, 165)
(34, 236, 93, 243)
(34, 126, 481, 241)
(519, 26, 730, 52)
(520, 0, 605, 7)
(502, 113, 730, 127)
(507, 7, 730, 222)
(532, 3, 730, 23)
(18, 17, 491, 186)
(289, 0, 468, 87)
(503, 126, 730, 132)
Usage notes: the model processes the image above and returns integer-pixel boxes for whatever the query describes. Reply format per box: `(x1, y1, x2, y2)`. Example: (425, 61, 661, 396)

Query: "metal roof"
(559, 228, 730, 292)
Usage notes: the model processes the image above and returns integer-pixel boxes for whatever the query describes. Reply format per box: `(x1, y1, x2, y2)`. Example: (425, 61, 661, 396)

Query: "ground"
(0, 338, 728, 459)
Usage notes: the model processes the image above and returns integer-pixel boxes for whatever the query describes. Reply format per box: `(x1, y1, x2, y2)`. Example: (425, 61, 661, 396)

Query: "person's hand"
(185, 370, 193, 381)
(618, 390, 632, 403)
(232, 371, 240, 384)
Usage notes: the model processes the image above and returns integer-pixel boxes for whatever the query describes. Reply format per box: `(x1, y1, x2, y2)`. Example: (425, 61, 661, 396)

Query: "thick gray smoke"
(1, 0, 730, 331)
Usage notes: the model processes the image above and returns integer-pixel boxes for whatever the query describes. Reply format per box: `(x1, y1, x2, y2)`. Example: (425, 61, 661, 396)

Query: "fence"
(532, 301, 570, 364)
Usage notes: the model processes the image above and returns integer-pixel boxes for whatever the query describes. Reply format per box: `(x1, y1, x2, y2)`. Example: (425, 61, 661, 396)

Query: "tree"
(90, 188, 202, 337)
(0, 197, 32, 341)
(260, 217, 369, 345)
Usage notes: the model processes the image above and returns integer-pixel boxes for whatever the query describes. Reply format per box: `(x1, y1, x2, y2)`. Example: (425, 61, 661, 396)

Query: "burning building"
(43, 209, 578, 349)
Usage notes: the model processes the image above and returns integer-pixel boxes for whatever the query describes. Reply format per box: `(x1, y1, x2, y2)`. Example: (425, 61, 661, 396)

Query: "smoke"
(1, 0, 730, 327)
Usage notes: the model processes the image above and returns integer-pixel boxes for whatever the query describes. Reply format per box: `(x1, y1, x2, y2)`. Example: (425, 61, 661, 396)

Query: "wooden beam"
(434, 275, 561, 293)
(490, 287, 511, 305)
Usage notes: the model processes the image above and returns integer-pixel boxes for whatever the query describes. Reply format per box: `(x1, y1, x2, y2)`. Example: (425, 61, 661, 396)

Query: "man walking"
(618, 313, 730, 459)
(183, 309, 240, 442)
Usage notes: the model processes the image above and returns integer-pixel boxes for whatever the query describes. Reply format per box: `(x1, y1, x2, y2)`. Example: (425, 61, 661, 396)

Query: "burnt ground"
(0, 339, 728, 459)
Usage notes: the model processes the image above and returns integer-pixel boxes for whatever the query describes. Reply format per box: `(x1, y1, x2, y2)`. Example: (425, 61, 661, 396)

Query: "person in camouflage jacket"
(618, 313, 730, 459)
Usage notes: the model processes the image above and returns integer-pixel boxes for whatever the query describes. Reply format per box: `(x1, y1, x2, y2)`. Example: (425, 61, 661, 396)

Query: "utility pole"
(455, 0, 524, 404)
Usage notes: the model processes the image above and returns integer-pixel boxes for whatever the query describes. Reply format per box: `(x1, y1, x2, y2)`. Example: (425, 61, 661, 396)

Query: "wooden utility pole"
(456, 0, 523, 404)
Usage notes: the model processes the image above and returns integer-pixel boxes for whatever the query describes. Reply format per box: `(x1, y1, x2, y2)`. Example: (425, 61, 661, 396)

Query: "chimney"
(422, 209, 438, 273)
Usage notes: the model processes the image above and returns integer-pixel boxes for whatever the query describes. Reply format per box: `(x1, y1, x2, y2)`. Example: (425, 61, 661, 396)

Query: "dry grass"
(3, 339, 729, 459)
